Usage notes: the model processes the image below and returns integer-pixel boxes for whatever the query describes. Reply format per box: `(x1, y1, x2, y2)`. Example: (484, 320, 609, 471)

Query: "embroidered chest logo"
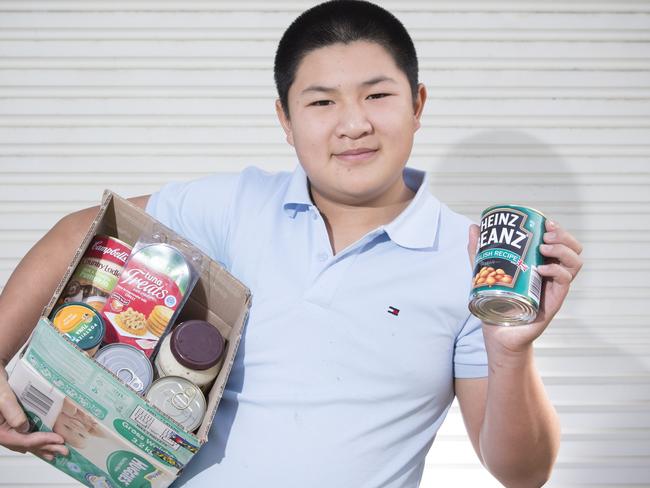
(387, 306, 400, 316)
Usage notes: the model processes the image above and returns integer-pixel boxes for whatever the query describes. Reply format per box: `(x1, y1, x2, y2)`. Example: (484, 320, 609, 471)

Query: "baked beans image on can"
(469, 205, 546, 326)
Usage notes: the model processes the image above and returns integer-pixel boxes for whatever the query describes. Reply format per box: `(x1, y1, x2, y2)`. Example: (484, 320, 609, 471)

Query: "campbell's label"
(102, 244, 192, 356)
(58, 235, 132, 312)
(86, 238, 131, 266)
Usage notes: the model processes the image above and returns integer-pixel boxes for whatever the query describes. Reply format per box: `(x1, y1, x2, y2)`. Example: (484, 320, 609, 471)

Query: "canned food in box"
(50, 302, 105, 357)
(94, 343, 153, 394)
(102, 243, 193, 356)
(58, 235, 132, 311)
(146, 376, 206, 432)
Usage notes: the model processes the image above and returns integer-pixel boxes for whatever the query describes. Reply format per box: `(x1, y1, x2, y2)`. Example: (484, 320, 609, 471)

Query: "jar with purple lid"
(154, 320, 225, 390)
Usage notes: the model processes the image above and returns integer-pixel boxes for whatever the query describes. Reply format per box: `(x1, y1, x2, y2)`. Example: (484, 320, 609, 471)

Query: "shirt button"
(317, 252, 328, 262)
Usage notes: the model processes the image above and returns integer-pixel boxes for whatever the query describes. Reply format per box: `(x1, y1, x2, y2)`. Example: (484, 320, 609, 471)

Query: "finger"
(539, 243, 583, 275)
(0, 429, 65, 450)
(537, 262, 574, 285)
(36, 450, 55, 462)
(467, 224, 479, 267)
(61, 399, 78, 417)
(0, 379, 29, 433)
(544, 221, 583, 255)
(39, 442, 69, 457)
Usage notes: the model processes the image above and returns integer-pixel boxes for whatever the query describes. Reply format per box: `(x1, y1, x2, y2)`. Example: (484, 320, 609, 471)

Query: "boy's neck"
(309, 180, 416, 255)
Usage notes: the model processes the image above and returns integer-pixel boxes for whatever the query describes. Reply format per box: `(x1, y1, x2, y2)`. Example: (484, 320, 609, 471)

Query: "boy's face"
(276, 41, 426, 207)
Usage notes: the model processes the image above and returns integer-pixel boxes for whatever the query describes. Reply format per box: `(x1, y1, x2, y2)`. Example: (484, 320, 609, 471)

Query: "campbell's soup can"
(469, 205, 546, 326)
(58, 235, 132, 312)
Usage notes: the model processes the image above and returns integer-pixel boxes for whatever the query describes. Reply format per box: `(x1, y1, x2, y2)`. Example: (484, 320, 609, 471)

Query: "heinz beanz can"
(469, 205, 546, 326)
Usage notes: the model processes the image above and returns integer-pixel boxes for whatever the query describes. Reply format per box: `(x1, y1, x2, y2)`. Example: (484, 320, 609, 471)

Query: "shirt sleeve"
(145, 172, 240, 268)
(453, 313, 488, 378)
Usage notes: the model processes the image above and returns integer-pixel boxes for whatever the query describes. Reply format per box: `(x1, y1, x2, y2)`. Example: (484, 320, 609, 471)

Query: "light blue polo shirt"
(146, 165, 488, 488)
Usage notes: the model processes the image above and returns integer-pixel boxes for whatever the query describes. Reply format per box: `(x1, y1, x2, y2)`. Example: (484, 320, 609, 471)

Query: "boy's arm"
(456, 220, 582, 487)
(0, 195, 149, 459)
(455, 354, 560, 487)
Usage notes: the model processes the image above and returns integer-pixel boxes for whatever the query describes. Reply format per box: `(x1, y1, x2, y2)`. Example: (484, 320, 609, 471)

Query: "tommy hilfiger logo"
(387, 306, 400, 316)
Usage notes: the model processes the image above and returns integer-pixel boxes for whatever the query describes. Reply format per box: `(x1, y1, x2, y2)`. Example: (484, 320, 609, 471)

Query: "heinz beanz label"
(469, 205, 546, 326)
(102, 244, 193, 356)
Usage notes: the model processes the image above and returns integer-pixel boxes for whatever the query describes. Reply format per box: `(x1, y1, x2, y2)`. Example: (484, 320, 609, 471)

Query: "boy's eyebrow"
(300, 76, 397, 95)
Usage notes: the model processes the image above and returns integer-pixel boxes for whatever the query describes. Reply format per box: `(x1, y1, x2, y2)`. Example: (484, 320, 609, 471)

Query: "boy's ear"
(275, 99, 295, 146)
(413, 83, 427, 131)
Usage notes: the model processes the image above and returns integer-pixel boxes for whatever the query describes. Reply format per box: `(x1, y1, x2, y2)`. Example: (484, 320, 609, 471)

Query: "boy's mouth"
(334, 147, 378, 162)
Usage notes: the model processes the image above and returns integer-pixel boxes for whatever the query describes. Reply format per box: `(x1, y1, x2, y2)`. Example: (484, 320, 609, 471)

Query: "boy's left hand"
(467, 219, 583, 353)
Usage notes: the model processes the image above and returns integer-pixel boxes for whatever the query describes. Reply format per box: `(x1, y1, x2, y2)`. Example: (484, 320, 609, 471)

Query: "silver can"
(95, 343, 154, 394)
(146, 376, 206, 432)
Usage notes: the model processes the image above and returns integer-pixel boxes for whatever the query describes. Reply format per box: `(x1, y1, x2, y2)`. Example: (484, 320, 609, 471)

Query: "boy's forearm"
(479, 342, 561, 487)
(0, 206, 100, 364)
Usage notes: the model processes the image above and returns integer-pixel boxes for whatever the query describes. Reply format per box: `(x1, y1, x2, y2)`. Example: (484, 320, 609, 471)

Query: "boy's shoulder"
(172, 165, 294, 205)
(237, 165, 293, 190)
(436, 201, 475, 249)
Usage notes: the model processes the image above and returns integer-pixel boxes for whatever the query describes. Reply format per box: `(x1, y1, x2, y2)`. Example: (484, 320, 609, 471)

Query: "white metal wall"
(0, 1, 649, 487)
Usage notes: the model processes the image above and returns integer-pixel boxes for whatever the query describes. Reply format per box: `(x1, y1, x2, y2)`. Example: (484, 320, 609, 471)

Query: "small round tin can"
(469, 204, 546, 326)
(94, 343, 154, 394)
(50, 302, 105, 357)
(146, 376, 206, 432)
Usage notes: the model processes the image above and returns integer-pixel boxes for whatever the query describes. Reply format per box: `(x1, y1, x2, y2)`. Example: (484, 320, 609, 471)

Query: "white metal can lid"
(146, 376, 206, 432)
(95, 343, 153, 394)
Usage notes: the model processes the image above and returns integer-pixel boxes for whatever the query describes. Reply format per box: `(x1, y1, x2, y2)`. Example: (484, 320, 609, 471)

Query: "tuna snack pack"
(101, 226, 205, 357)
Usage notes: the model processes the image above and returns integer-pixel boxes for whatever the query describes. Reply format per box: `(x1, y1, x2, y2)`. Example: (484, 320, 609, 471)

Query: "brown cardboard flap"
(197, 303, 249, 442)
(44, 191, 112, 317)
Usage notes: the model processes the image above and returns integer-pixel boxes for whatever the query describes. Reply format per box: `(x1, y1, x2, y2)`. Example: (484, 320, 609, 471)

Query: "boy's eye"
(309, 100, 333, 106)
(367, 93, 391, 100)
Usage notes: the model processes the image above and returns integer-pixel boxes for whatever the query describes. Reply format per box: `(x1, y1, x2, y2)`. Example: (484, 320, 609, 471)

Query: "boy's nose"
(335, 103, 372, 139)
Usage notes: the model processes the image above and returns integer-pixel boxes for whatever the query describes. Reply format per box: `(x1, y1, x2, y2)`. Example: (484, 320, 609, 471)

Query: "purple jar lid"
(170, 320, 224, 371)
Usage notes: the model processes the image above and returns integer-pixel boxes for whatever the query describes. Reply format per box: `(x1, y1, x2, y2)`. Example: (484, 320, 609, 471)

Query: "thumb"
(468, 224, 479, 268)
(0, 373, 29, 433)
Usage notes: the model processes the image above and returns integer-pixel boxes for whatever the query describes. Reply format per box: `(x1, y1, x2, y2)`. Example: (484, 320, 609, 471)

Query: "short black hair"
(274, 0, 419, 117)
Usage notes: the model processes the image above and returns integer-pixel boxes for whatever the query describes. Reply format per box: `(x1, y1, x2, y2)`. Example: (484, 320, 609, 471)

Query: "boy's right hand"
(0, 363, 68, 461)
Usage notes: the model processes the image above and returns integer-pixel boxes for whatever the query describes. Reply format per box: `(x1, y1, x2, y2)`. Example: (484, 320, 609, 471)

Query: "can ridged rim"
(469, 290, 537, 326)
(146, 376, 206, 432)
(481, 203, 547, 220)
(50, 301, 106, 350)
(95, 234, 132, 250)
(94, 343, 154, 393)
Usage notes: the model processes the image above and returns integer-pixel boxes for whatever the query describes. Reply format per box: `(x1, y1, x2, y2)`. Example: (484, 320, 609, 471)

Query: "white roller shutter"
(0, 2, 648, 487)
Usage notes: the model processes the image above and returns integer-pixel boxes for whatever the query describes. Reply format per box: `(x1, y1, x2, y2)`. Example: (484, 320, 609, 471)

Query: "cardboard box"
(8, 191, 252, 488)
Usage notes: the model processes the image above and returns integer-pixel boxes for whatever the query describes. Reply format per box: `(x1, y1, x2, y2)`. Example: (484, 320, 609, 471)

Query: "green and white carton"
(8, 192, 252, 488)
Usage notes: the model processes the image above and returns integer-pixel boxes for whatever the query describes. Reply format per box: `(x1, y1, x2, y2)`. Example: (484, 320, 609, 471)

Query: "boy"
(0, 1, 583, 487)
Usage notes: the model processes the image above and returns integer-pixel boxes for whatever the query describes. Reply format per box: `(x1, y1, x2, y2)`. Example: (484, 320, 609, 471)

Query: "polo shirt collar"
(282, 165, 440, 250)
(282, 164, 313, 217)
(384, 168, 440, 250)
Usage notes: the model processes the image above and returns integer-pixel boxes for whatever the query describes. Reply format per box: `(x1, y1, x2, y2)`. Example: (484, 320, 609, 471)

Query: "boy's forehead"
(290, 41, 403, 92)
